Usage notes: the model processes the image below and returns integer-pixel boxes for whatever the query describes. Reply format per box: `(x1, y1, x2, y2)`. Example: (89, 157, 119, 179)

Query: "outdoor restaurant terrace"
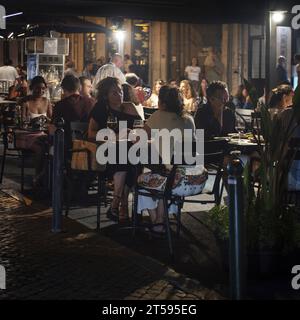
(0, 0, 299, 307)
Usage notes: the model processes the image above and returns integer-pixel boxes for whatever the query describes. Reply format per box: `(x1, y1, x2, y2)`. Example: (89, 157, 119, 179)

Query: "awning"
(1, 14, 108, 37)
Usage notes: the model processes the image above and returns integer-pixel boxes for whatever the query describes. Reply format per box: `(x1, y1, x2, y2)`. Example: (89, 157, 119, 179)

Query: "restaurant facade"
(0, 15, 266, 95)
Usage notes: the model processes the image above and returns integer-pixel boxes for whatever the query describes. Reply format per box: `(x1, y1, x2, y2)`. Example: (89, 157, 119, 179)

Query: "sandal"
(149, 223, 166, 238)
(106, 207, 119, 222)
(119, 206, 129, 223)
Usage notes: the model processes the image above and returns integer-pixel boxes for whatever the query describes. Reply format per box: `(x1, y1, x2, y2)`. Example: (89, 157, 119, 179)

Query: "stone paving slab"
(0, 204, 223, 300)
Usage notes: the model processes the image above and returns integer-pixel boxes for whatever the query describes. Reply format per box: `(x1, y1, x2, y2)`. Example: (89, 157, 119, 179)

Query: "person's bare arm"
(47, 100, 53, 120)
(144, 123, 151, 139)
(88, 118, 99, 140)
(21, 101, 28, 122)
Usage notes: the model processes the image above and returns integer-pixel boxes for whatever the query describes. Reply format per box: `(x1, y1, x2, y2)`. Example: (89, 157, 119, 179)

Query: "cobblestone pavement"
(0, 203, 223, 300)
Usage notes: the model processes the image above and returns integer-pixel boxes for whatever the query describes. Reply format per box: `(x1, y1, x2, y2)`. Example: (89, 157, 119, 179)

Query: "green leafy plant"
(209, 80, 300, 252)
(208, 205, 229, 241)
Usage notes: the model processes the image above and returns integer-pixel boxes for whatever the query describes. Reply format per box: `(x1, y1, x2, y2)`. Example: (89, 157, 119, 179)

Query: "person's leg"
(148, 208, 157, 224)
(111, 171, 127, 210)
(119, 185, 130, 220)
(151, 200, 165, 233)
(30, 141, 47, 187)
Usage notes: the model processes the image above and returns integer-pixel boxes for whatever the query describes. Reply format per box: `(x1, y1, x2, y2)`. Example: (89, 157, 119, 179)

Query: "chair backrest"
(171, 139, 225, 167)
(70, 121, 89, 140)
(0, 80, 13, 95)
(235, 108, 252, 128)
(203, 139, 226, 167)
(143, 107, 157, 119)
(251, 111, 262, 129)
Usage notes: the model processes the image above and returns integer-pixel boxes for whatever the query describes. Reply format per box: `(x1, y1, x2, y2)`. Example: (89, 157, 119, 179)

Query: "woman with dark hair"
(21, 76, 52, 122)
(233, 84, 247, 108)
(233, 84, 254, 109)
(88, 77, 141, 222)
(268, 84, 294, 118)
(137, 85, 207, 235)
(179, 79, 199, 114)
(19, 76, 52, 189)
(199, 78, 209, 104)
(122, 82, 140, 105)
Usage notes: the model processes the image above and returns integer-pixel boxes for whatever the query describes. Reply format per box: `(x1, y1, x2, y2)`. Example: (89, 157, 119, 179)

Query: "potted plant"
(208, 80, 300, 276)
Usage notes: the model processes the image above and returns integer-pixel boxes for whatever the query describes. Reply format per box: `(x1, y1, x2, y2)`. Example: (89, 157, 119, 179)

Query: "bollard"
(227, 156, 246, 300)
(52, 118, 64, 233)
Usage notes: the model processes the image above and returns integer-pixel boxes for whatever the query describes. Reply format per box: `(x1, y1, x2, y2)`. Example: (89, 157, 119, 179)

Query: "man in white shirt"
(0, 59, 19, 82)
(92, 53, 126, 94)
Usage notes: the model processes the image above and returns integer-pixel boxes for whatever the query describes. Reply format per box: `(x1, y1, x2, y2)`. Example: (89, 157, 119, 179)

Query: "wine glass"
(133, 119, 144, 129)
(107, 115, 117, 131)
(235, 117, 246, 143)
(130, 120, 144, 142)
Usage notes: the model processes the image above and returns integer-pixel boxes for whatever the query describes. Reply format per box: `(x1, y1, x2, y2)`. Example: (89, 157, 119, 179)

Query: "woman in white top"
(21, 76, 52, 121)
(185, 57, 201, 94)
(20, 76, 52, 189)
(137, 85, 207, 235)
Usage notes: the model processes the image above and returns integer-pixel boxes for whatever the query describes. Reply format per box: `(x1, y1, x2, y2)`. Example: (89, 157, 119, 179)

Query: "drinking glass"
(133, 120, 144, 129)
(235, 117, 246, 143)
(107, 115, 117, 131)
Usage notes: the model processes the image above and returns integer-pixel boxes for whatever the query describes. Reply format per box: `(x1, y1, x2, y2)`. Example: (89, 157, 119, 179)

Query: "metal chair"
(64, 122, 108, 230)
(132, 139, 226, 258)
(143, 107, 157, 119)
(0, 102, 34, 192)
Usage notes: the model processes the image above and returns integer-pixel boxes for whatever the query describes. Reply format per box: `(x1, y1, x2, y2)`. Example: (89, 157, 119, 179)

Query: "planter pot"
(218, 239, 299, 279)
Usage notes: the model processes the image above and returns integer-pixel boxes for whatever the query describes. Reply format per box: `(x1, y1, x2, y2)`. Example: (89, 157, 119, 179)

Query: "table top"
(0, 100, 17, 104)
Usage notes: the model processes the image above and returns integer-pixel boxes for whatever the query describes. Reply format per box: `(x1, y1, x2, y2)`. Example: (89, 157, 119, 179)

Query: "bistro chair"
(251, 111, 262, 133)
(143, 107, 157, 119)
(132, 139, 226, 258)
(0, 102, 35, 192)
(0, 80, 12, 97)
(64, 121, 108, 230)
(235, 108, 252, 131)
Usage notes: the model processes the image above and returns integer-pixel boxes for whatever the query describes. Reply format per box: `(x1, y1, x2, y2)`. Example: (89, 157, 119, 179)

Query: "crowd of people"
(0, 50, 299, 232)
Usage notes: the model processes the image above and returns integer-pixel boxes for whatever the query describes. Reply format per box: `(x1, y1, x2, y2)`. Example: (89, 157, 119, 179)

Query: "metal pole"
(227, 157, 246, 300)
(52, 118, 64, 233)
(265, 10, 271, 104)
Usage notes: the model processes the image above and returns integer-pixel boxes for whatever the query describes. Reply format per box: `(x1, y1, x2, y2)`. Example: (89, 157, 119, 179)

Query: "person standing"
(123, 54, 134, 73)
(92, 53, 126, 94)
(64, 60, 78, 78)
(276, 56, 289, 86)
(185, 57, 201, 94)
(81, 61, 94, 80)
(204, 47, 224, 83)
(0, 59, 19, 85)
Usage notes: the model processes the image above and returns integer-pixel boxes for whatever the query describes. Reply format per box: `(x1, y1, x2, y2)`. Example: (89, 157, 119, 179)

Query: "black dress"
(90, 102, 141, 187)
